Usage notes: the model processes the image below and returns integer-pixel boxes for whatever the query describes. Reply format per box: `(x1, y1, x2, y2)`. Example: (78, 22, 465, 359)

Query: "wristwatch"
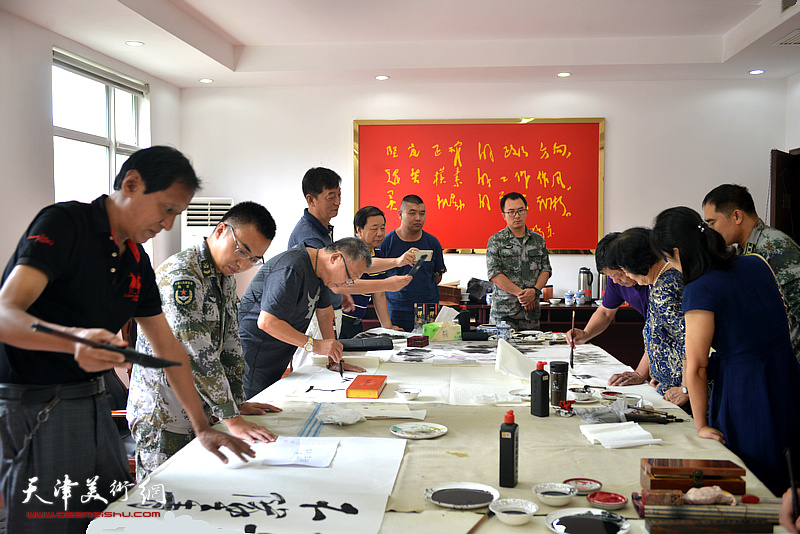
(304, 336, 314, 352)
(681, 386, 688, 394)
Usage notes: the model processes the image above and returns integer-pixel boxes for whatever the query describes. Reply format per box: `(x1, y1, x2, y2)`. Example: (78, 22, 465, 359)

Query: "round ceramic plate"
(390, 422, 448, 439)
(600, 390, 623, 400)
(424, 481, 500, 510)
(587, 491, 628, 511)
(545, 507, 630, 533)
(571, 395, 598, 404)
(509, 389, 532, 400)
(563, 478, 603, 495)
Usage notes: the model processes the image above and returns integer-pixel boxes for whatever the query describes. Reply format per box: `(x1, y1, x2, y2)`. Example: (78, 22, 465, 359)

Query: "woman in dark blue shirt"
(652, 206, 800, 496)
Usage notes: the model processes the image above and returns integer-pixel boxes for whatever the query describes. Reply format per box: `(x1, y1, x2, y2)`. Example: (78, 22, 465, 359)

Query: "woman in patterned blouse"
(610, 227, 690, 411)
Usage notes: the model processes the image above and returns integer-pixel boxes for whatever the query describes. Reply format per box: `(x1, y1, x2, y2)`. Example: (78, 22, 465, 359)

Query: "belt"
(0, 377, 105, 405)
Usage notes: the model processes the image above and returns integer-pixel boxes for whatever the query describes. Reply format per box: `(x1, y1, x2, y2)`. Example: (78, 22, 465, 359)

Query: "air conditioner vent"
(774, 29, 800, 46)
(180, 197, 234, 249)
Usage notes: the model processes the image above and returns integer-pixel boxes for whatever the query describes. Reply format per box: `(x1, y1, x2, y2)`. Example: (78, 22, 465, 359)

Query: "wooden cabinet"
(361, 302, 644, 368)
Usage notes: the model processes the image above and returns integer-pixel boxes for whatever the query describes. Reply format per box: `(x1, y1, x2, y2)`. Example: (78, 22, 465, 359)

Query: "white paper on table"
(495, 338, 537, 379)
(255, 436, 340, 467)
(580, 422, 662, 449)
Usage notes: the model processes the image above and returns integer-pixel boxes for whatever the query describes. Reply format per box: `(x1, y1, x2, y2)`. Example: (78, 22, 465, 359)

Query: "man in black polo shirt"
(0, 146, 254, 533)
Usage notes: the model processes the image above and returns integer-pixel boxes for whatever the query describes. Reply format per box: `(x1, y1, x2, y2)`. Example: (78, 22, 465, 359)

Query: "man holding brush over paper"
(0, 147, 254, 533)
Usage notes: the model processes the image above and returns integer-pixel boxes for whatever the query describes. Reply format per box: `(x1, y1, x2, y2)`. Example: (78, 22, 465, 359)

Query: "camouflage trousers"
(489, 310, 540, 332)
(131, 421, 194, 482)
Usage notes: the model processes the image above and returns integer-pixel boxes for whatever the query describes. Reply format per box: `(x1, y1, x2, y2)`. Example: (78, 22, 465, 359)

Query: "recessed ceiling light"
(557, 72, 571, 77)
(125, 40, 145, 47)
(375, 75, 390, 81)
(749, 69, 765, 75)
(199, 78, 214, 84)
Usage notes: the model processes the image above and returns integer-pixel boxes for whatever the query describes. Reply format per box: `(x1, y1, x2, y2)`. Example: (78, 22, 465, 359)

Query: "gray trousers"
(0, 393, 133, 534)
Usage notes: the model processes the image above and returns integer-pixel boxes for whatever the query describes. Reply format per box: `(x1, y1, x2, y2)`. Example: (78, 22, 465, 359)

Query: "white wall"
(0, 7, 792, 298)
(181, 79, 786, 297)
(787, 73, 800, 150)
(0, 9, 183, 265)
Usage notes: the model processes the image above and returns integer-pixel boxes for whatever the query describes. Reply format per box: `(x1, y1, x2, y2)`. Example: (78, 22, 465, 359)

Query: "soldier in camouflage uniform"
(486, 192, 552, 331)
(128, 202, 281, 480)
(703, 184, 800, 362)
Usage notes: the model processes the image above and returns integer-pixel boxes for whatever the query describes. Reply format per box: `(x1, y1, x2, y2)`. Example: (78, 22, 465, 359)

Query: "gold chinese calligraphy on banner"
(354, 118, 604, 253)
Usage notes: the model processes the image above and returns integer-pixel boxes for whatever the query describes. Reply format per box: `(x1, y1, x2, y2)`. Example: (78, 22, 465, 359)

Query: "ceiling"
(2, 0, 800, 88)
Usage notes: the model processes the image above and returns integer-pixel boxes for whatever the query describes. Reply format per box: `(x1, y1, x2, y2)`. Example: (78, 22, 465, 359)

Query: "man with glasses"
(0, 147, 254, 533)
(238, 238, 371, 397)
(128, 201, 281, 479)
(486, 192, 552, 331)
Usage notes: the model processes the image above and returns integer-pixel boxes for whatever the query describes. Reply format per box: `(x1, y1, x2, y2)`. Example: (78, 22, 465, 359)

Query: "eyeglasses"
(340, 256, 355, 285)
(504, 208, 528, 217)
(224, 223, 263, 265)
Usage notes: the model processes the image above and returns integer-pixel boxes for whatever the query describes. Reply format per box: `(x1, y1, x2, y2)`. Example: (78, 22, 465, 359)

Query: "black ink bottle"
(530, 361, 550, 417)
(499, 409, 518, 488)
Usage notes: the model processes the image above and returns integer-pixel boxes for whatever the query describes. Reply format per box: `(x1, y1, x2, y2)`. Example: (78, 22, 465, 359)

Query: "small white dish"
(395, 388, 420, 401)
(563, 478, 603, 495)
(390, 422, 447, 439)
(489, 498, 539, 525)
(532, 483, 577, 507)
(587, 491, 628, 511)
(549, 298, 562, 305)
(568, 387, 594, 401)
(509, 388, 531, 400)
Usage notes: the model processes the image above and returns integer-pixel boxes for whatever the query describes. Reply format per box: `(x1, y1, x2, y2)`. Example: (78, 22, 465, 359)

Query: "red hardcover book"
(346, 375, 388, 399)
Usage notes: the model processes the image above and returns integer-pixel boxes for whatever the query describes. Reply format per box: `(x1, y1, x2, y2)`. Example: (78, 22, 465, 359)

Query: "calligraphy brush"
(569, 310, 575, 369)
(787, 447, 799, 522)
(334, 315, 344, 380)
(466, 510, 494, 534)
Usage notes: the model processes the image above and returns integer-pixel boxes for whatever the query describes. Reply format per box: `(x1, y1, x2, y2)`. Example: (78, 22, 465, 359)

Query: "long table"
(93, 338, 774, 533)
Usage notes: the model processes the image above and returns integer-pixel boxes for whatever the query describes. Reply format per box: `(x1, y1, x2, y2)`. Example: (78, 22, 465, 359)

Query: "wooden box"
(640, 458, 746, 494)
(438, 284, 461, 303)
(346, 375, 388, 399)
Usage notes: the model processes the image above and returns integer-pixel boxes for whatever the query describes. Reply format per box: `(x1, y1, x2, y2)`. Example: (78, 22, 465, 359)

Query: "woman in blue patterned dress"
(652, 206, 800, 496)
(611, 227, 690, 410)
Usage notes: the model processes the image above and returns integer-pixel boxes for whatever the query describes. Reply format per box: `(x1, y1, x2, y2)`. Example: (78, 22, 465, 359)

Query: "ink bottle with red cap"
(500, 409, 518, 487)
(531, 361, 550, 417)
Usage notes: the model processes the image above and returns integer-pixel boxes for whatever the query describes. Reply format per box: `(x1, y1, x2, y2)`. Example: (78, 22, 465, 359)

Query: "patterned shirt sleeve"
(486, 233, 503, 280)
(537, 235, 553, 274)
(160, 265, 239, 419)
(645, 270, 686, 395)
(220, 290, 247, 406)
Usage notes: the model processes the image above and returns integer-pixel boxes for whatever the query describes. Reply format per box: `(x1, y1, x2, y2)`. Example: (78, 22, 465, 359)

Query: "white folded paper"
(495, 338, 537, 379)
(434, 305, 459, 323)
(579, 422, 662, 449)
(260, 436, 340, 467)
